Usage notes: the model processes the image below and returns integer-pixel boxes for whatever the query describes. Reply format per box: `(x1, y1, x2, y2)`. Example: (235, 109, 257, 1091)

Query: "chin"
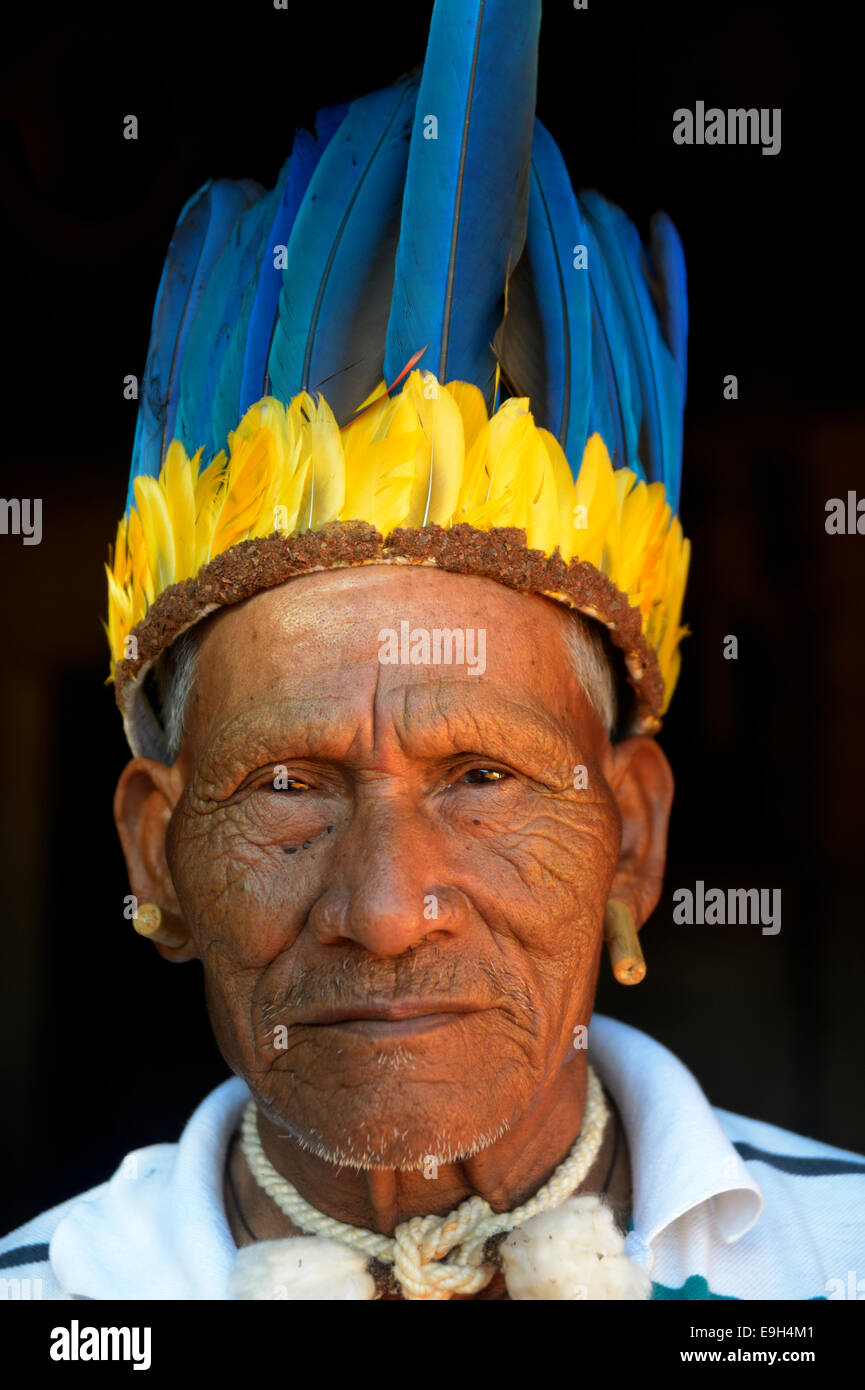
(287, 1114, 515, 1172)
(256, 1063, 519, 1172)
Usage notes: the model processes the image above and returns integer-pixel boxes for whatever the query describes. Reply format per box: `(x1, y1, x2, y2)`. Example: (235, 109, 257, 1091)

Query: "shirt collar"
(50, 1077, 250, 1299)
(50, 1017, 763, 1297)
(589, 1013, 763, 1266)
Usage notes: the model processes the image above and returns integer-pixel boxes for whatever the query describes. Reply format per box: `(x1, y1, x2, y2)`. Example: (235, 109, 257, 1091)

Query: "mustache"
(257, 954, 536, 1028)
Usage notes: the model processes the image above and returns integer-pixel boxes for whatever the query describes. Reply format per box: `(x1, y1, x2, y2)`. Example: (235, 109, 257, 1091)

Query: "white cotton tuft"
(228, 1237, 377, 1300)
(500, 1195, 652, 1301)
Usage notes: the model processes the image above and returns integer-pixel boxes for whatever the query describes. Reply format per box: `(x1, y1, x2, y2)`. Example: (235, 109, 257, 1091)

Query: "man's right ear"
(114, 758, 198, 962)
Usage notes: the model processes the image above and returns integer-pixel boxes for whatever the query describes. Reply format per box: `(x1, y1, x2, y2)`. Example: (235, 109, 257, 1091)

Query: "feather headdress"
(108, 0, 689, 759)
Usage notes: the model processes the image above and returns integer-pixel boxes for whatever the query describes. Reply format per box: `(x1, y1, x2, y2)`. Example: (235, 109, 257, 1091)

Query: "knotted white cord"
(240, 1066, 609, 1300)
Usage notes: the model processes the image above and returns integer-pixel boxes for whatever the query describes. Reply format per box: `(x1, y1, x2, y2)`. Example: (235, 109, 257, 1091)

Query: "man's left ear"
(114, 757, 198, 962)
(604, 736, 674, 929)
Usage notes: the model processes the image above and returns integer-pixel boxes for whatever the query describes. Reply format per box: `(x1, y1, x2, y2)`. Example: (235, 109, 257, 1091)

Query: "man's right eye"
(462, 767, 510, 785)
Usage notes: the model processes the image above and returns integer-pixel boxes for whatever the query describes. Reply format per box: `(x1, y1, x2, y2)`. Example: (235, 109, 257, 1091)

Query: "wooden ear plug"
(133, 903, 189, 950)
(604, 900, 646, 985)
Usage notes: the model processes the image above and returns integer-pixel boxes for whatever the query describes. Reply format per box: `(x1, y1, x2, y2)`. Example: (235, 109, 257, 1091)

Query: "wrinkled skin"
(114, 566, 673, 1250)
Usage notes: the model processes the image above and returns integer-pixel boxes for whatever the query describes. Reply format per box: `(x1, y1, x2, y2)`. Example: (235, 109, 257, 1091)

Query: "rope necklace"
(229, 1109, 622, 1250)
(238, 1065, 610, 1300)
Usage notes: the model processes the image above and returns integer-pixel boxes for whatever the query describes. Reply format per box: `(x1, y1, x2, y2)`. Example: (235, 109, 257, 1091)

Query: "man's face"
(161, 567, 633, 1168)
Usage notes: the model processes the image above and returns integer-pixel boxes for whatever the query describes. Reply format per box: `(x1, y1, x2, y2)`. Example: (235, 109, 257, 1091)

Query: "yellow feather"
(446, 380, 488, 456)
(342, 434, 420, 533)
(573, 433, 616, 569)
(538, 428, 577, 563)
(342, 392, 392, 456)
(525, 438, 560, 555)
(619, 481, 669, 593)
(483, 399, 531, 500)
(233, 395, 284, 441)
(209, 425, 278, 558)
(108, 375, 691, 718)
(123, 501, 152, 628)
(133, 475, 175, 595)
(401, 371, 464, 527)
(112, 516, 129, 586)
(247, 409, 293, 540)
(125, 506, 147, 593)
(192, 450, 226, 569)
(295, 394, 345, 532)
(243, 402, 301, 540)
(507, 418, 548, 536)
(341, 390, 421, 531)
(351, 377, 390, 414)
(601, 467, 639, 580)
(104, 563, 132, 662)
(272, 434, 309, 535)
(457, 399, 536, 529)
(194, 450, 227, 519)
(452, 417, 491, 520)
(161, 441, 197, 581)
(657, 528, 690, 669)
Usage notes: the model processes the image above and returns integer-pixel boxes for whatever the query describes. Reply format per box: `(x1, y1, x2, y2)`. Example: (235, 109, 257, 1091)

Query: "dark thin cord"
(600, 1107, 621, 1195)
(226, 1140, 259, 1244)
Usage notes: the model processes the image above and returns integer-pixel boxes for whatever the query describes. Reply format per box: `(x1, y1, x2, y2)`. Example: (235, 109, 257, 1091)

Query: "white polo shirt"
(2, 1015, 863, 1300)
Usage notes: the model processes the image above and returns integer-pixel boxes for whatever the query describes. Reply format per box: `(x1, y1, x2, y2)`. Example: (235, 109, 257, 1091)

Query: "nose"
(307, 793, 464, 955)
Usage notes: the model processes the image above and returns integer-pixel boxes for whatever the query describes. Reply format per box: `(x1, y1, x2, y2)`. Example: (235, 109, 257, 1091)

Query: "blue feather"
(209, 135, 320, 455)
(495, 119, 592, 468)
(126, 178, 260, 510)
(266, 77, 418, 419)
(581, 210, 644, 480)
(579, 189, 684, 505)
(177, 192, 272, 462)
(649, 210, 689, 398)
(236, 101, 350, 422)
(129, 182, 214, 499)
(384, 0, 540, 405)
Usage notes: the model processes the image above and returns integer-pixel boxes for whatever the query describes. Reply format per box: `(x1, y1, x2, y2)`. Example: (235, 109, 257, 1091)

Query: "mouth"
(302, 1000, 484, 1038)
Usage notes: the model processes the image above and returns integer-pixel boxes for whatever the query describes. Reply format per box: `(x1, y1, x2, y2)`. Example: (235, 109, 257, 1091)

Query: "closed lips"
(303, 1001, 484, 1024)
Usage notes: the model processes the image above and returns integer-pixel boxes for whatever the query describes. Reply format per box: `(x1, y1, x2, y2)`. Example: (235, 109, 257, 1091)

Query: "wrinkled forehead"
(186, 565, 595, 756)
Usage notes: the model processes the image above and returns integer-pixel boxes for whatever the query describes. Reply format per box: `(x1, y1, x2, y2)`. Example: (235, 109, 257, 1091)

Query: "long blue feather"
(177, 191, 272, 462)
(580, 208, 644, 480)
(579, 189, 684, 505)
(208, 138, 319, 456)
(495, 119, 592, 467)
(137, 98, 350, 483)
(649, 210, 688, 398)
(236, 101, 350, 423)
(128, 183, 214, 500)
(126, 178, 260, 510)
(266, 77, 418, 419)
(384, 0, 540, 404)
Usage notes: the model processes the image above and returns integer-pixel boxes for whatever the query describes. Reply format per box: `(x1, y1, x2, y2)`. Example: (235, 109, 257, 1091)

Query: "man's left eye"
(268, 776, 310, 793)
(463, 767, 509, 785)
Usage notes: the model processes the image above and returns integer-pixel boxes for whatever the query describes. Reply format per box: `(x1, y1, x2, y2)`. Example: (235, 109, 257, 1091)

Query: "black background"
(1, 0, 862, 1234)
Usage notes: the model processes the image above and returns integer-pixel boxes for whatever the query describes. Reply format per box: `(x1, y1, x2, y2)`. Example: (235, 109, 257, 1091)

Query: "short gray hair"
(562, 612, 617, 737)
(153, 606, 617, 764)
(152, 626, 203, 765)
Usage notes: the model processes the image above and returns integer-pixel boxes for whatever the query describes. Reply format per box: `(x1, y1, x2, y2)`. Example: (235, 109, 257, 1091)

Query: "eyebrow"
(394, 687, 575, 766)
(202, 685, 581, 780)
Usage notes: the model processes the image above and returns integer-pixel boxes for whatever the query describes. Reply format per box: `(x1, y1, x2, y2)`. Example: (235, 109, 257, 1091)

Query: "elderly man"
(2, 0, 863, 1301)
